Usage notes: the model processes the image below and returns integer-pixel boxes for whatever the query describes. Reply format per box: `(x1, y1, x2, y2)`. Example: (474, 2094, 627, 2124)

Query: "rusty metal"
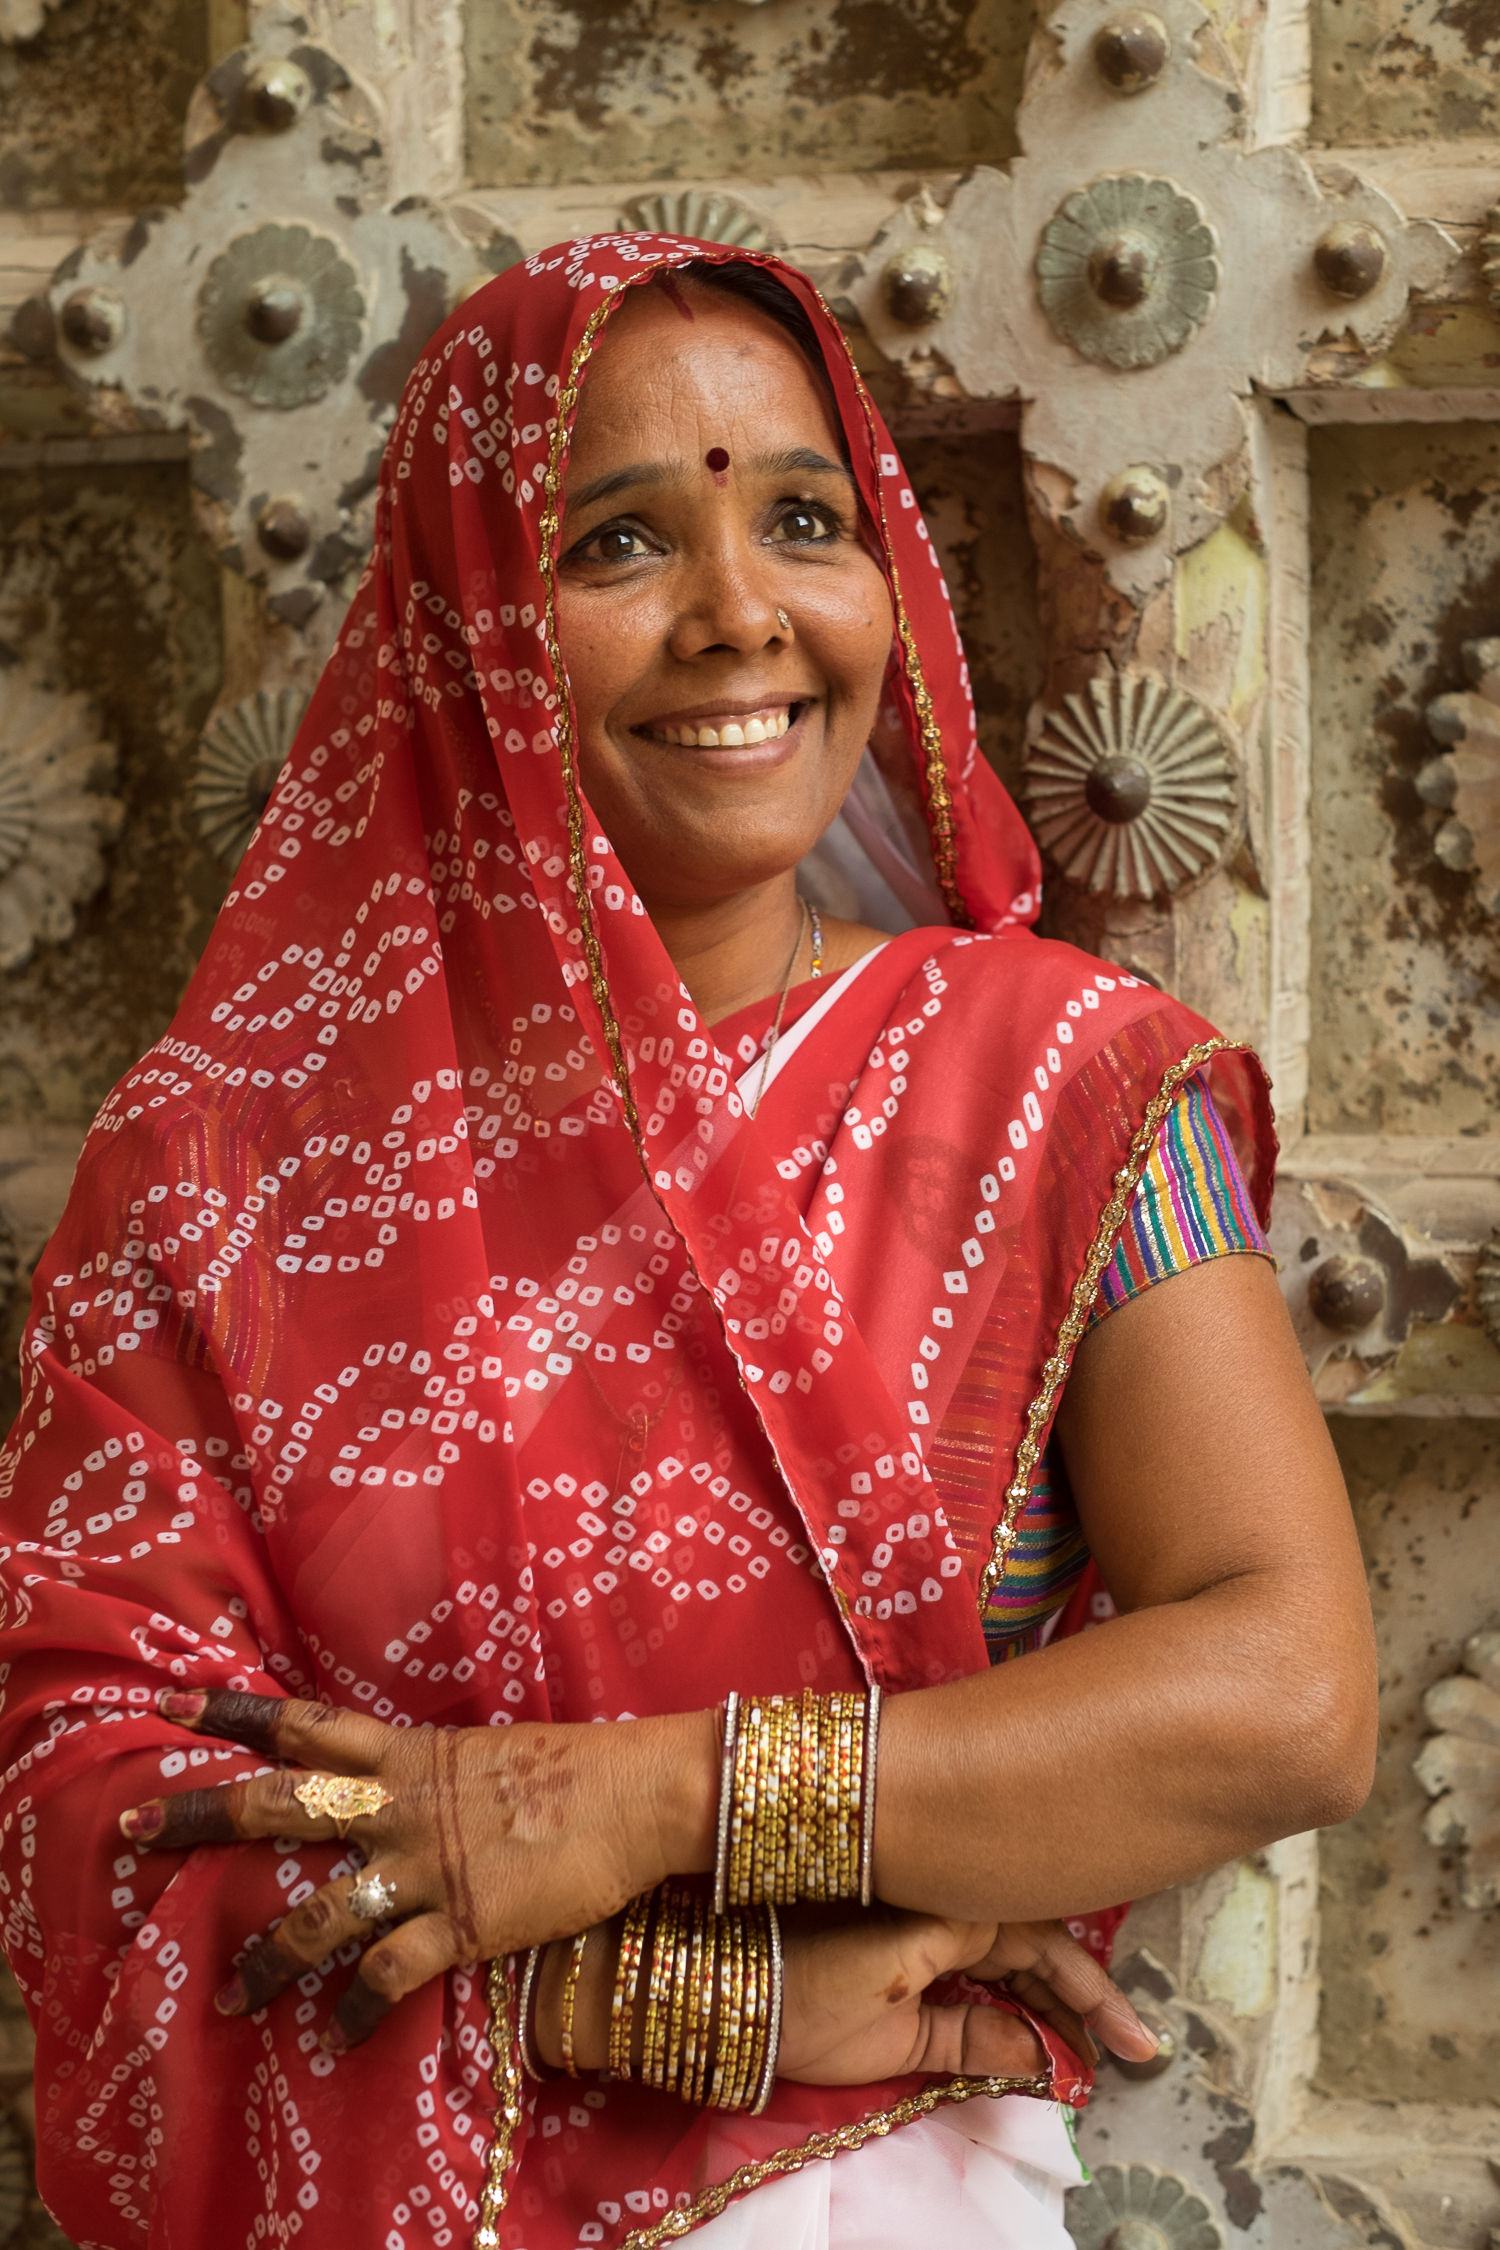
(881, 244, 955, 328)
(1092, 9, 1171, 92)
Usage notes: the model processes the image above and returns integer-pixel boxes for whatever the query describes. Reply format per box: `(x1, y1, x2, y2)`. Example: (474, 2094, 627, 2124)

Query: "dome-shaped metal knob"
(257, 499, 312, 559)
(1084, 756, 1153, 824)
(1106, 2223, 1171, 2250)
(244, 280, 305, 344)
(1102, 466, 1170, 545)
(243, 57, 313, 133)
(1088, 231, 1160, 308)
(882, 243, 955, 327)
(1308, 1254, 1386, 1333)
(1093, 9, 1171, 90)
(59, 285, 126, 356)
(1314, 222, 1387, 302)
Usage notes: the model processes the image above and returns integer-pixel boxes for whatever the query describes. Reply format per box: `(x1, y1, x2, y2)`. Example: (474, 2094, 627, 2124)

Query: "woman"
(0, 237, 1374, 2250)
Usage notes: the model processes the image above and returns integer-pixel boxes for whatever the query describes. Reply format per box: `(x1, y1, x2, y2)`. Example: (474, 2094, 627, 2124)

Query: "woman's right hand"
(537, 1907, 1158, 2086)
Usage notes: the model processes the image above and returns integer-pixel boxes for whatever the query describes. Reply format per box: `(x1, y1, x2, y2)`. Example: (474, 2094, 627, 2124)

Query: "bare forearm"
(870, 1575, 1373, 1923)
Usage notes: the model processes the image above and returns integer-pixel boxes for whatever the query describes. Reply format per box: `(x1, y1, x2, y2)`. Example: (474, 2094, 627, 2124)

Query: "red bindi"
(705, 447, 730, 473)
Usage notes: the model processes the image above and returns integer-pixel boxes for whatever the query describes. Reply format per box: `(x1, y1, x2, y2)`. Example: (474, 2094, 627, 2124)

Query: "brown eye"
(768, 502, 839, 546)
(586, 525, 651, 564)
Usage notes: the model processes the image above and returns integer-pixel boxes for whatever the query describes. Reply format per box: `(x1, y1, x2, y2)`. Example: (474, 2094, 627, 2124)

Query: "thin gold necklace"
(749, 899, 809, 1120)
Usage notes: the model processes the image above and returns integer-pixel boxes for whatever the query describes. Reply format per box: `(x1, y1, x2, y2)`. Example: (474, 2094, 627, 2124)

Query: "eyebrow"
(566, 445, 854, 513)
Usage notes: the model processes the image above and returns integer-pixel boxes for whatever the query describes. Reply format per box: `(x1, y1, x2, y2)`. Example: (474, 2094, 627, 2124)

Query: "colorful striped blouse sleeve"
(1088, 1074, 1268, 1324)
(981, 1076, 1269, 1663)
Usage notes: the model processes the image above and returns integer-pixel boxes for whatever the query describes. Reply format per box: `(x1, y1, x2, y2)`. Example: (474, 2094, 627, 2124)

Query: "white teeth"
(651, 708, 792, 746)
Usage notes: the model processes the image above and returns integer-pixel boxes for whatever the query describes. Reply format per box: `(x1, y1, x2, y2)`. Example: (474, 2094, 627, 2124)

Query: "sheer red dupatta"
(0, 237, 1273, 2250)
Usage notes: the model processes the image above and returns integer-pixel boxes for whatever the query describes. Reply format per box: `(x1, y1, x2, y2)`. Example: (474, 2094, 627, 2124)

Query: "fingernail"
(214, 1976, 246, 2017)
(119, 1802, 164, 1842)
(320, 2020, 348, 2056)
(158, 1689, 208, 1725)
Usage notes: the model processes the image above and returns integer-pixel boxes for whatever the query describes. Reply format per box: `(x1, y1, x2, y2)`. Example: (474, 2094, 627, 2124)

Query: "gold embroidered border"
(474, 1957, 524, 2248)
(976, 1037, 1239, 1610)
(616, 2067, 1050, 2247)
(537, 289, 649, 1157)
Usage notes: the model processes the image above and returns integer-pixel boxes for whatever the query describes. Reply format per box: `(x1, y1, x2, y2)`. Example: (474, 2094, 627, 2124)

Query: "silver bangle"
(751, 1902, 783, 2116)
(859, 1684, 883, 1909)
(517, 1946, 547, 2082)
(712, 1691, 740, 1917)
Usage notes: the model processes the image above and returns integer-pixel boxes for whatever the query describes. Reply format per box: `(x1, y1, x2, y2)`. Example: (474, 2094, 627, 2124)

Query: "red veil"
(0, 238, 1272, 2249)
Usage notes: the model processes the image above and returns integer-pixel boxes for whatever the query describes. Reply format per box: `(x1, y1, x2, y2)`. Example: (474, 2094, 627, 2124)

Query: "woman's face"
(554, 278, 895, 917)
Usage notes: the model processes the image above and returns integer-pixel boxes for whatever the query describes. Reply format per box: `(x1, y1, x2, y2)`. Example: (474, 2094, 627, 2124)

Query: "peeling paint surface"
(0, 466, 223, 1134)
(0, 462, 223, 1128)
(898, 429, 1041, 802)
(0, 0, 203, 212)
(1319, 1420, 1500, 2105)
(1307, 424, 1500, 1135)
(465, 0, 1026, 188)
(1312, 0, 1500, 147)
(1195, 1858, 1279, 2018)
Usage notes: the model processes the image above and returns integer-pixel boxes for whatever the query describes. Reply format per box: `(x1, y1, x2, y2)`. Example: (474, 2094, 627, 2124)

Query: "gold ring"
(293, 1772, 394, 1838)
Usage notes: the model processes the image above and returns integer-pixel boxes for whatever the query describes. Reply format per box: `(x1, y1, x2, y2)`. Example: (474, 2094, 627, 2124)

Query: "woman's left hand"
(120, 1686, 717, 2052)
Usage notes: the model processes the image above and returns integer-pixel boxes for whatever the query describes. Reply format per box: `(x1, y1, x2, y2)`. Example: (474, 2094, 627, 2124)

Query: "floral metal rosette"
(1021, 673, 1238, 901)
(194, 685, 309, 867)
(618, 188, 775, 251)
(1066, 2160, 1225, 2250)
(1036, 173, 1220, 371)
(196, 221, 366, 410)
(0, 665, 122, 971)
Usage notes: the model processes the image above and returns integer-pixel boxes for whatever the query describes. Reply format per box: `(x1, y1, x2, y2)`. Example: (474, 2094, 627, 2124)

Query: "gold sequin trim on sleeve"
(977, 1037, 1240, 1610)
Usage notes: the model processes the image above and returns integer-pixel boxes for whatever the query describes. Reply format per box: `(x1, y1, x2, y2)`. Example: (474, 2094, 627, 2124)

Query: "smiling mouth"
(638, 702, 803, 749)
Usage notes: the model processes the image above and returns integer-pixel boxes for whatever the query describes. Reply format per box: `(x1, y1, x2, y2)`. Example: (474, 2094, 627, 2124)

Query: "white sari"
(694, 2097, 1084, 2247)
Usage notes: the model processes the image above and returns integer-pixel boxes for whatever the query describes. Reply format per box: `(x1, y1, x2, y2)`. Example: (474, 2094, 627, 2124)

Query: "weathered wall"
(1306, 422, 1500, 1136)
(1320, 1418, 1500, 2107)
(0, 0, 204, 212)
(465, 0, 1027, 188)
(0, 462, 223, 1428)
(1311, 0, 1500, 146)
(900, 428, 1042, 798)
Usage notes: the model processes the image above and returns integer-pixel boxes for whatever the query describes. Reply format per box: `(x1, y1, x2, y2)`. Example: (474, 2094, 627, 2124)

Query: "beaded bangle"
(559, 1928, 589, 2079)
(860, 1683, 883, 1908)
(517, 1945, 549, 2083)
(712, 1692, 740, 1916)
(751, 1902, 784, 2116)
(602, 1884, 779, 2113)
(712, 1687, 882, 1906)
(641, 1888, 673, 2092)
(609, 1891, 651, 2081)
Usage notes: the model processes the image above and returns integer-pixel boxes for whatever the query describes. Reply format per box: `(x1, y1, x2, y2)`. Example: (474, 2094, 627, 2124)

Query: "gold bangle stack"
(715, 1685, 883, 1912)
(612, 1882, 781, 2114)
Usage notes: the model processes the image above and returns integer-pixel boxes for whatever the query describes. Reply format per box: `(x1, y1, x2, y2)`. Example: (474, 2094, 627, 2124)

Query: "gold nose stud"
(776, 608, 791, 632)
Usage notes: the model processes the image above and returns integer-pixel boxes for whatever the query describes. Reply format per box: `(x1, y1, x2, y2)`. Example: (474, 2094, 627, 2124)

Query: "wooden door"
(1, 2, 1497, 2241)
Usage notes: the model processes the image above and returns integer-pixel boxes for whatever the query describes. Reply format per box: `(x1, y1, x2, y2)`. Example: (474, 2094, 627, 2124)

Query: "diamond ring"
(348, 1871, 398, 1921)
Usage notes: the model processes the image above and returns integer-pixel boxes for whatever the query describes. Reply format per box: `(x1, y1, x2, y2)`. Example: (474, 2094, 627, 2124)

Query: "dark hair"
(666, 257, 849, 463)
(672, 256, 829, 376)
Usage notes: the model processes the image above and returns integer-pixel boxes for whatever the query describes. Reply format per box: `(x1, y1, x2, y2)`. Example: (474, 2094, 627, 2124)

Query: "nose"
(666, 530, 784, 661)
